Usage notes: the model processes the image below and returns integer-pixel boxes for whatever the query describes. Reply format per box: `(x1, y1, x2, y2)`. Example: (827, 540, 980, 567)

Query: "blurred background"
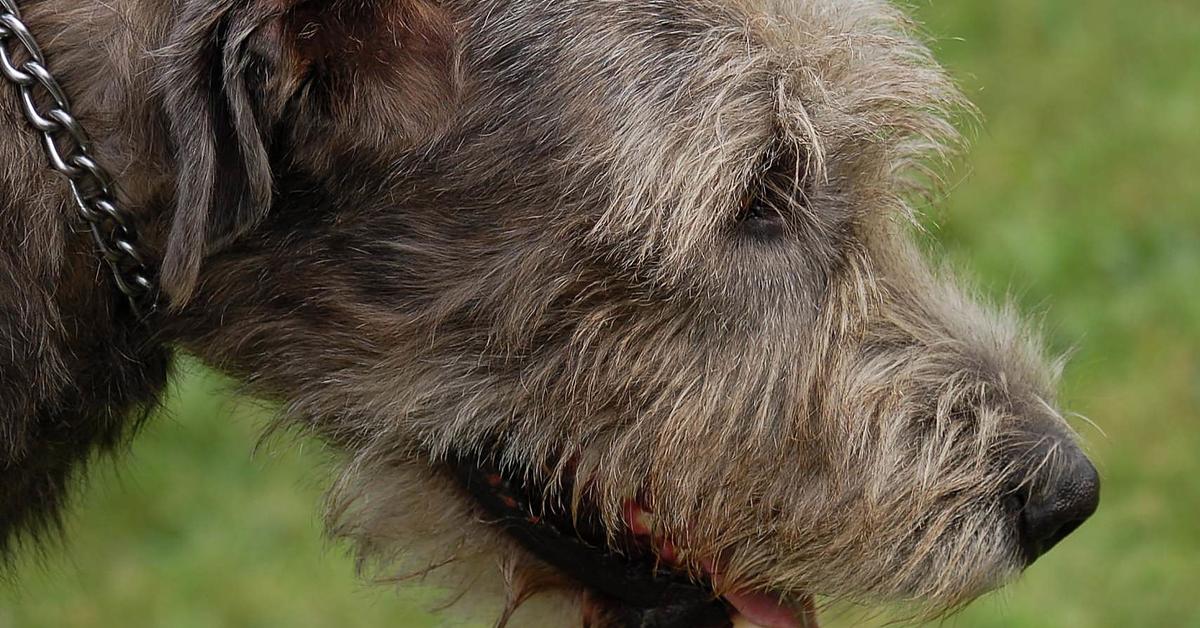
(3, 0, 1197, 626)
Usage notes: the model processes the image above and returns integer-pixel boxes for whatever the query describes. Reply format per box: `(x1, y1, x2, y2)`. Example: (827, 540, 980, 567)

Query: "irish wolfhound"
(1, 0, 1099, 625)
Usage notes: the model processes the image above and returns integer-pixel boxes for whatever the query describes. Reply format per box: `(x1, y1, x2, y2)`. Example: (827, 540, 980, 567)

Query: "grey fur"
(0, 0, 1092, 625)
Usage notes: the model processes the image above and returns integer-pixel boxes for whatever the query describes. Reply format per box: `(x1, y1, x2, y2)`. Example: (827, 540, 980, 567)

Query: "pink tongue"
(620, 503, 810, 628)
(724, 590, 802, 628)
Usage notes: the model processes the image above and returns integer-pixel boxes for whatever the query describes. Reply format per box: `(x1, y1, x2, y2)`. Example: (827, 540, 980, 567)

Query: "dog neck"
(3, 0, 182, 302)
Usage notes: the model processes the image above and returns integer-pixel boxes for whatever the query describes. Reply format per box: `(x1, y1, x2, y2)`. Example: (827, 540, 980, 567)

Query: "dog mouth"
(451, 454, 819, 628)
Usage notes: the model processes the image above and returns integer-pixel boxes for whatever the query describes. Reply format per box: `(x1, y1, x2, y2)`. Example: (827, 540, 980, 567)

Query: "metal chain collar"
(0, 0, 156, 318)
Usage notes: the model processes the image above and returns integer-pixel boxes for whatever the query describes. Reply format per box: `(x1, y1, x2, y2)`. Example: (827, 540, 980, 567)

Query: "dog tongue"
(620, 502, 817, 628)
(725, 590, 805, 628)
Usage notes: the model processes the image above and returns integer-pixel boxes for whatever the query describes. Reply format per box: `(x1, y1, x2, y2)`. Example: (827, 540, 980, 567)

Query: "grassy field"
(3, 0, 1198, 626)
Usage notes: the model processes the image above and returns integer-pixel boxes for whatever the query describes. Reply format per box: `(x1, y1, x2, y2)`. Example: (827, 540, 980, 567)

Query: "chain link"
(1, 0, 156, 318)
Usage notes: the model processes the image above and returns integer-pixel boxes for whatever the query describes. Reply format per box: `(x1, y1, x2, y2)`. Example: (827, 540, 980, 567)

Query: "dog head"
(1, 1, 1099, 625)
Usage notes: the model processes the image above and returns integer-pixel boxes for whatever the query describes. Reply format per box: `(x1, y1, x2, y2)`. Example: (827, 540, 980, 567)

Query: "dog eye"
(735, 144, 808, 238)
(738, 190, 786, 226)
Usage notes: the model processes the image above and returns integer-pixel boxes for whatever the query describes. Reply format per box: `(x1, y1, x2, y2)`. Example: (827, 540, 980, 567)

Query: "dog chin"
(623, 501, 819, 628)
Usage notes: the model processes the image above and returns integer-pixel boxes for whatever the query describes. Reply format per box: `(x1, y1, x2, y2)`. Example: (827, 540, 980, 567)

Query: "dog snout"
(1007, 437, 1100, 564)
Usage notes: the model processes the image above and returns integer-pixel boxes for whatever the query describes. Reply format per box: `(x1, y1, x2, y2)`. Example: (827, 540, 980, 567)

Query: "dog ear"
(158, 0, 456, 305)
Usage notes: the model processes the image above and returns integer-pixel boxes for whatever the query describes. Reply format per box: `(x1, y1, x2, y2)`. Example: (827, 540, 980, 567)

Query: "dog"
(0, 1, 1099, 626)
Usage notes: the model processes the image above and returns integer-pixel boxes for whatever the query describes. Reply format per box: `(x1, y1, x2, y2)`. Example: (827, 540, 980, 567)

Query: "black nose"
(1010, 441, 1100, 563)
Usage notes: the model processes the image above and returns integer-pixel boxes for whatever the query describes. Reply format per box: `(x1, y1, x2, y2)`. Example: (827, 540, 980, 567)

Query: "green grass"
(3, 0, 1198, 626)
(1, 369, 442, 628)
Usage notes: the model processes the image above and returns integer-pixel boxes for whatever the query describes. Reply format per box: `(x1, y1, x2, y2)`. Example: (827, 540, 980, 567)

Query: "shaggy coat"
(1, 1, 1096, 625)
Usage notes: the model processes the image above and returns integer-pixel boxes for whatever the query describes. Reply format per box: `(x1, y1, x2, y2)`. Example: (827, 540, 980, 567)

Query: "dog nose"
(1011, 441, 1100, 563)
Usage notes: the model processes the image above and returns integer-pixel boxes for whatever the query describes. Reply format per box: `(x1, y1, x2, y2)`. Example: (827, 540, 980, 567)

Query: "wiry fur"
(0, 0, 1088, 625)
